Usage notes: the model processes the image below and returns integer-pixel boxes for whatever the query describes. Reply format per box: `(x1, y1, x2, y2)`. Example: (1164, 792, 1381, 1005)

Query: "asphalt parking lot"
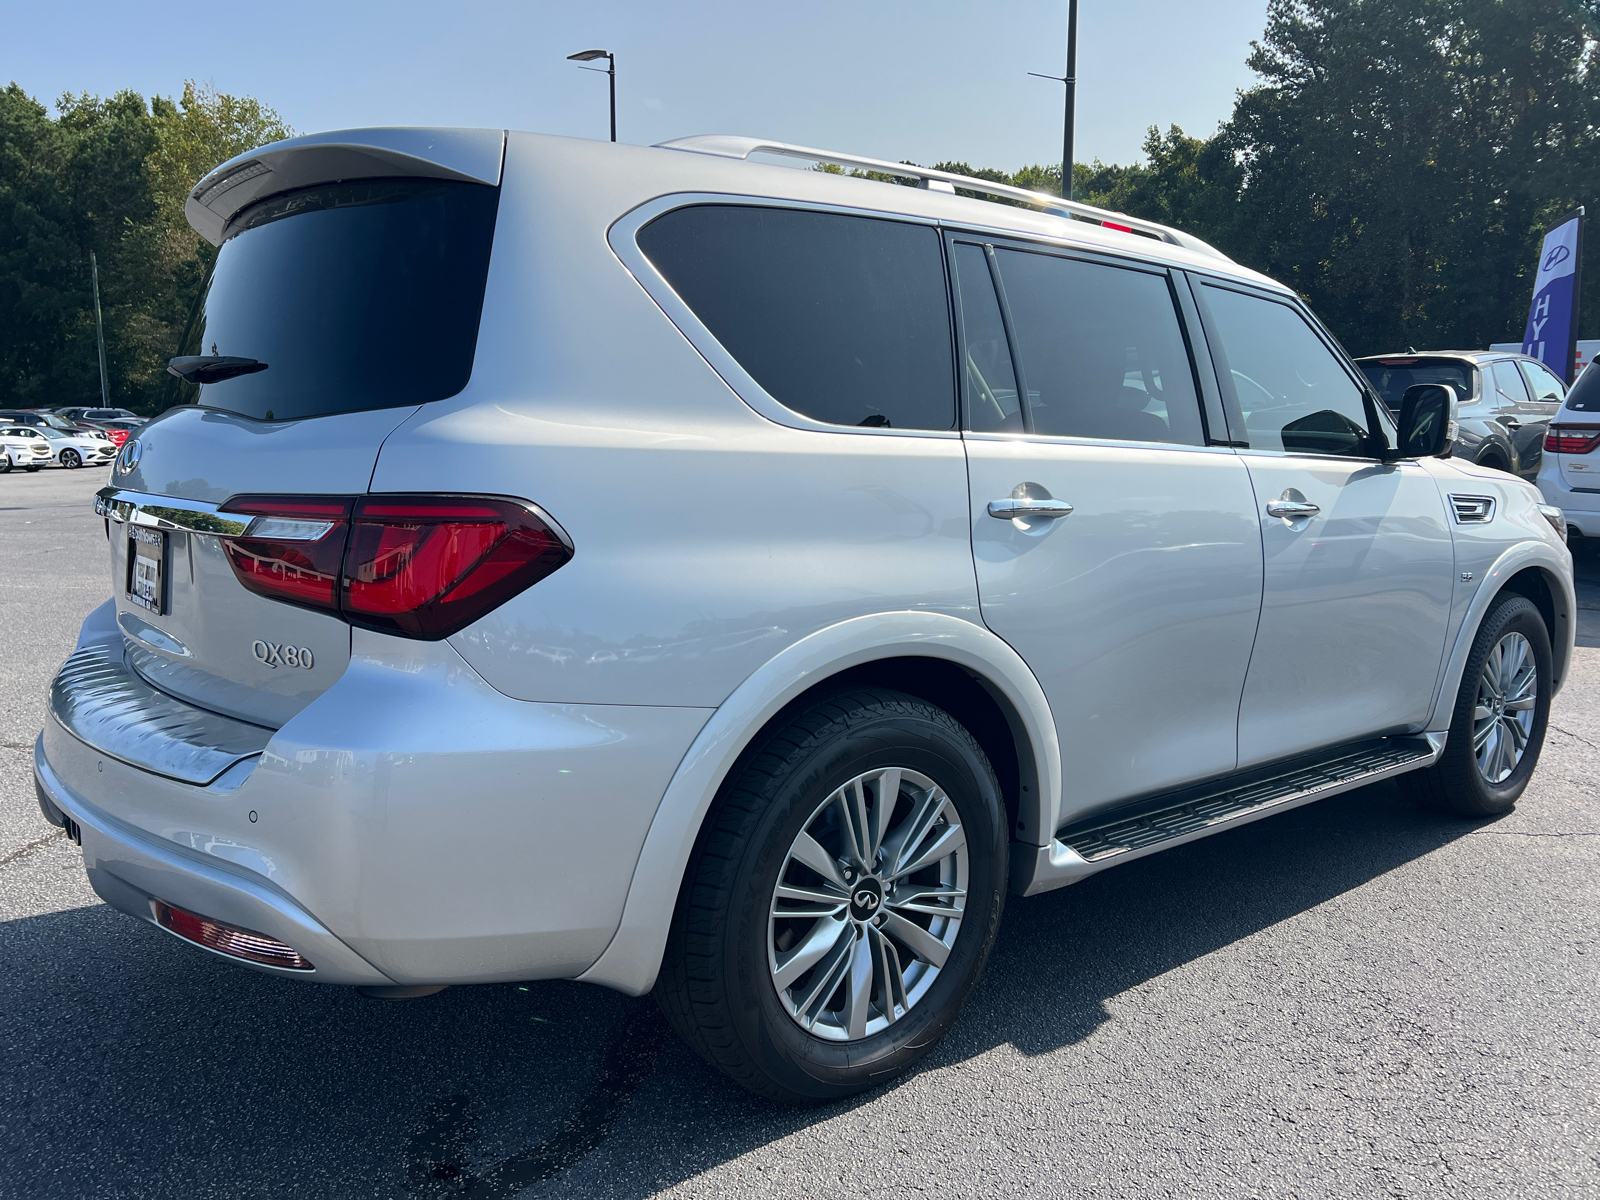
(1, 466, 1596, 1199)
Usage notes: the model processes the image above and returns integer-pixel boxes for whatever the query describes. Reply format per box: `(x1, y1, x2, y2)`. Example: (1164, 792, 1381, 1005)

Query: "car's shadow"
(0, 780, 1482, 1199)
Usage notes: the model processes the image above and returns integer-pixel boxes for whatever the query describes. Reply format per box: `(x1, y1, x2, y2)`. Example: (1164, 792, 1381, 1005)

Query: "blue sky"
(5, 0, 1268, 170)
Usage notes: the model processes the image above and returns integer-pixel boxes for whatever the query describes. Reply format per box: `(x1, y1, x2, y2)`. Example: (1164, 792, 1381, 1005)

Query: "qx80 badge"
(252, 641, 314, 670)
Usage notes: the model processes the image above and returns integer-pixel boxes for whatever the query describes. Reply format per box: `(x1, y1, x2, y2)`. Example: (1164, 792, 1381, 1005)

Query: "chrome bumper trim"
(95, 486, 249, 537)
(51, 639, 272, 785)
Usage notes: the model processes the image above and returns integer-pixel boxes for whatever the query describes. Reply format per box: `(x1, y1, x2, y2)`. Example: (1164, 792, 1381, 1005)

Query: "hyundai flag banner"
(1522, 208, 1584, 383)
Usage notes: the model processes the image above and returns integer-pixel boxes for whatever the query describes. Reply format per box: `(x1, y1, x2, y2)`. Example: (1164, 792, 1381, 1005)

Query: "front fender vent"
(1450, 494, 1495, 523)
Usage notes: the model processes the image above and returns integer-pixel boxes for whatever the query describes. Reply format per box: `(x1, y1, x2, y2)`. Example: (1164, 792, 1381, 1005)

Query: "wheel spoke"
(892, 823, 967, 881)
(774, 881, 849, 911)
(886, 884, 966, 917)
(869, 767, 900, 861)
(839, 779, 871, 864)
(790, 923, 857, 1025)
(1500, 636, 1527, 694)
(1504, 716, 1528, 751)
(841, 933, 874, 1040)
(1473, 718, 1496, 752)
(788, 831, 850, 891)
(1504, 695, 1536, 713)
(881, 788, 947, 877)
(773, 914, 852, 992)
(867, 925, 909, 1022)
(881, 909, 951, 969)
(1473, 703, 1493, 722)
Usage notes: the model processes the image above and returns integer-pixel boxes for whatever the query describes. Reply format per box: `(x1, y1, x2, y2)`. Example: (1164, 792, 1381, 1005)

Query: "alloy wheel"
(768, 766, 967, 1042)
(1473, 631, 1537, 784)
(61, 450, 80, 469)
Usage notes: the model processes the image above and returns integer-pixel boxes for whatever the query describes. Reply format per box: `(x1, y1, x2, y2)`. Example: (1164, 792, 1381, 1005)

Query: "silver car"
(36, 128, 1576, 1103)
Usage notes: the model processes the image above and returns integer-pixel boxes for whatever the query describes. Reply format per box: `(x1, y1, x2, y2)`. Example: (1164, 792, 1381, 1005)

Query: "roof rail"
(653, 135, 1230, 262)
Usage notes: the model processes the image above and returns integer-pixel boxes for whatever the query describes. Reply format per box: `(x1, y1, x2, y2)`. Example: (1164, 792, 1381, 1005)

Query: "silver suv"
(36, 128, 1576, 1103)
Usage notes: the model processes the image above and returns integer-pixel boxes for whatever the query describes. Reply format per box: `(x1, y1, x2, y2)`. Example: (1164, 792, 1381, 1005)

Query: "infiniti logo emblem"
(116, 438, 143, 474)
(852, 888, 880, 912)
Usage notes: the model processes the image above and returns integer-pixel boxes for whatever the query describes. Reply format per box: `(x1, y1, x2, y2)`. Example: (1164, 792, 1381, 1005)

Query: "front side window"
(1520, 359, 1565, 404)
(638, 205, 955, 431)
(988, 248, 1204, 445)
(1202, 284, 1375, 457)
(172, 178, 501, 422)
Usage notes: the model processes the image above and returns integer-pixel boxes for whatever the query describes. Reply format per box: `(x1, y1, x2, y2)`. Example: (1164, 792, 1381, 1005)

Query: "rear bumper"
(39, 602, 712, 988)
(34, 740, 392, 985)
(1536, 470, 1600, 536)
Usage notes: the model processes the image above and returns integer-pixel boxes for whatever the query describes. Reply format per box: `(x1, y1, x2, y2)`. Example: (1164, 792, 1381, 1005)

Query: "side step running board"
(1011, 734, 1444, 897)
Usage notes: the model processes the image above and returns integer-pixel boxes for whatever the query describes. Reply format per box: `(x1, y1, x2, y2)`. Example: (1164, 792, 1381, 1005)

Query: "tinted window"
(952, 244, 1022, 433)
(638, 205, 954, 430)
(1564, 362, 1600, 412)
(987, 249, 1203, 444)
(171, 178, 500, 422)
(1202, 285, 1374, 457)
(1491, 360, 1530, 405)
(1520, 359, 1565, 404)
(1358, 359, 1474, 411)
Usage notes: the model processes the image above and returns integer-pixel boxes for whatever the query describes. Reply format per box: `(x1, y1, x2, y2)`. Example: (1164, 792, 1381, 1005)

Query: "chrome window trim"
(609, 192, 959, 440)
(95, 487, 251, 538)
(960, 429, 1241, 455)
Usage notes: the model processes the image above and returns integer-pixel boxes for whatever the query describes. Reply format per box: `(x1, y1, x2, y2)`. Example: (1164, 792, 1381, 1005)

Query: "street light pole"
(1028, 0, 1080, 201)
(567, 49, 617, 142)
(89, 250, 110, 408)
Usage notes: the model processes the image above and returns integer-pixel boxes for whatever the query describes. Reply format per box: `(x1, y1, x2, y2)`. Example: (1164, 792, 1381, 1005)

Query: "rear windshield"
(1358, 358, 1474, 411)
(1563, 361, 1600, 412)
(168, 178, 500, 422)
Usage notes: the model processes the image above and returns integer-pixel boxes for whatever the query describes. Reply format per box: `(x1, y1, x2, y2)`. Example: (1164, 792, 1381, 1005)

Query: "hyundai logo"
(1544, 244, 1571, 271)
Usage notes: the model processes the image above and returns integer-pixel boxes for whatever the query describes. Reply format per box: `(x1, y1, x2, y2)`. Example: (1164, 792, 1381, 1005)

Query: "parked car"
(0, 426, 53, 471)
(1356, 351, 1564, 480)
(38, 128, 1576, 1104)
(0, 409, 113, 439)
(58, 406, 143, 424)
(38, 426, 117, 469)
(77, 420, 133, 448)
(1535, 360, 1600, 543)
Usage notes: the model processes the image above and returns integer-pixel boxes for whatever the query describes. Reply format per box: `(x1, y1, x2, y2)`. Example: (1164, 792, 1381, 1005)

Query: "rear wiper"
(166, 356, 268, 385)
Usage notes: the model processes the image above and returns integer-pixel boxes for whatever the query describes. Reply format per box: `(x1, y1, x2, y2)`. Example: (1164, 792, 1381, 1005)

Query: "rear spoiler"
(185, 127, 506, 246)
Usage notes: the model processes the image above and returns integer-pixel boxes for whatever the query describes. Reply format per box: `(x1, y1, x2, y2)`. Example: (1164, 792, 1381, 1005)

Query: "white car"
(39, 427, 117, 469)
(0, 426, 53, 472)
(37, 127, 1576, 1103)
(1535, 360, 1600, 543)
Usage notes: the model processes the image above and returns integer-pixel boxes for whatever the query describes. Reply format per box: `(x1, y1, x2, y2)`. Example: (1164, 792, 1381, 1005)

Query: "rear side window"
(1358, 359, 1474, 411)
(638, 205, 955, 430)
(170, 178, 501, 422)
(1491, 360, 1531, 405)
(1564, 361, 1600, 412)
(987, 248, 1204, 444)
(1201, 284, 1376, 458)
(951, 244, 1022, 433)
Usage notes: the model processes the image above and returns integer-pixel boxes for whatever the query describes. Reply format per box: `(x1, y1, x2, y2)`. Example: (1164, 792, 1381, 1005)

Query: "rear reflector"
(153, 900, 314, 971)
(218, 493, 573, 640)
(1546, 426, 1600, 454)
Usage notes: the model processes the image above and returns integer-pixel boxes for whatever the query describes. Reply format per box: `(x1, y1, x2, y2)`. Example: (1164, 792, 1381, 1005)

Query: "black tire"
(656, 688, 1008, 1103)
(24, 465, 39, 472)
(1403, 593, 1552, 817)
(0, 456, 10, 474)
(60, 449, 80, 469)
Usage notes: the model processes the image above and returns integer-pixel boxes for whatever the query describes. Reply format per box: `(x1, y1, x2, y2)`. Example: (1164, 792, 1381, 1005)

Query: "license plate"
(127, 527, 166, 615)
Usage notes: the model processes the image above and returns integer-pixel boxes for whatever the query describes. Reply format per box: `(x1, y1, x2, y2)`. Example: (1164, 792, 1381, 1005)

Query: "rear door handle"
(1265, 499, 1320, 520)
(988, 498, 1075, 520)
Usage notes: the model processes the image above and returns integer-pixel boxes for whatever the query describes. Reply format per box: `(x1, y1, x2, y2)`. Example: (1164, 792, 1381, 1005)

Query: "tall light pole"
(567, 49, 616, 142)
(1028, 0, 1079, 200)
(89, 250, 110, 407)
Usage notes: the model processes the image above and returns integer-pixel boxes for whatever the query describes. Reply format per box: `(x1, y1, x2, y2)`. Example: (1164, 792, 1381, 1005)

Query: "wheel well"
(720, 655, 1035, 841)
(1476, 450, 1508, 471)
(1499, 565, 1569, 686)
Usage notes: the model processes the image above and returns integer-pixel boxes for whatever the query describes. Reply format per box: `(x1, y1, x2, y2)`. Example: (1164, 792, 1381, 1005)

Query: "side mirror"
(1395, 383, 1458, 458)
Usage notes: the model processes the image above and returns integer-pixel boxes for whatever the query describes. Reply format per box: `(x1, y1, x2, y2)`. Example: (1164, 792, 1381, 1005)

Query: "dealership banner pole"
(90, 251, 110, 408)
(1521, 208, 1585, 384)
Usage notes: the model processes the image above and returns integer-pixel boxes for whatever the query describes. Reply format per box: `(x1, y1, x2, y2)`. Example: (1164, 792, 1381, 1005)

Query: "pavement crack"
(1548, 723, 1600, 752)
(0, 828, 67, 869)
(1470, 830, 1600, 838)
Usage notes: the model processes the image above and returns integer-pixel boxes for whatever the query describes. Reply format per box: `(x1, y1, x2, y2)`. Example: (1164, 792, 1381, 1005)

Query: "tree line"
(2, 0, 1597, 413)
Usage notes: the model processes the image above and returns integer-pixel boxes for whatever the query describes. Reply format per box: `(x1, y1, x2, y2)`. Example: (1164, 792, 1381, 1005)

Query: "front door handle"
(1265, 499, 1320, 520)
(988, 497, 1075, 520)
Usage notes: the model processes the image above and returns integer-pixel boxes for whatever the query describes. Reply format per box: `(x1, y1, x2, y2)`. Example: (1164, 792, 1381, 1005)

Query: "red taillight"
(153, 900, 314, 970)
(218, 494, 572, 639)
(1545, 425, 1600, 454)
(1102, 220, 1133, 233)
